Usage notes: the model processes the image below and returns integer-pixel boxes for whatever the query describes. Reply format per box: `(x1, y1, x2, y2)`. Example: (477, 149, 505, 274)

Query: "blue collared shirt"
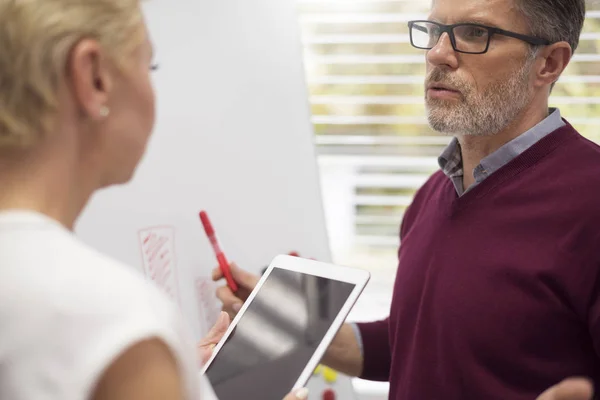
(438, 108, 565, 195)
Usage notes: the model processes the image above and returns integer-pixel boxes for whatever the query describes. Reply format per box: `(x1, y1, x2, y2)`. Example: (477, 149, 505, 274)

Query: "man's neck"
(457, 105, 549, 191)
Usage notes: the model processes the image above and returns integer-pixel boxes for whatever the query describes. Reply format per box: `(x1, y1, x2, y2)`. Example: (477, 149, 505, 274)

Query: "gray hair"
(515, 0, 585, 91)
(516, 0, 586, 53)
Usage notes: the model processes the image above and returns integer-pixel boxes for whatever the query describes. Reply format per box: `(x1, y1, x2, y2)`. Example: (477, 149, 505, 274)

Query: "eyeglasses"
(408, 20, 552, 54)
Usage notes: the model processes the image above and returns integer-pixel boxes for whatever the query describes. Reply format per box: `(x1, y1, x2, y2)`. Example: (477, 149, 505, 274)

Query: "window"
(296, 0, 600, 323)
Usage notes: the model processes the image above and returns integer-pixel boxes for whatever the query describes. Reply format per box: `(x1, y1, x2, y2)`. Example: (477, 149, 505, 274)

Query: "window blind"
(297, 0, 600, 261)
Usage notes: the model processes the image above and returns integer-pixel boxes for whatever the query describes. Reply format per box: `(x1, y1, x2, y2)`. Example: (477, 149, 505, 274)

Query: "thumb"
(229, 262, 259, 288)
(537, 378, 593, 400)
(205, 312, 230, 340)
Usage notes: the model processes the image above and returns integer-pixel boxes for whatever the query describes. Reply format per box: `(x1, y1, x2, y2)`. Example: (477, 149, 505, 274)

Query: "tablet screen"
(205, 267, 355, 400)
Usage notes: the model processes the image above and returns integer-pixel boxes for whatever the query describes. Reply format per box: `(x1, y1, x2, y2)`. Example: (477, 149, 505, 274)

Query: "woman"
(0, 0, 307, 399)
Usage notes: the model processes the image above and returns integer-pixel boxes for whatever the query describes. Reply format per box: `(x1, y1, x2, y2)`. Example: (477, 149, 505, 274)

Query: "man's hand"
(197, 311, 230, 366)
(537, 378, 594, 400)
(213, 262, 259, 318)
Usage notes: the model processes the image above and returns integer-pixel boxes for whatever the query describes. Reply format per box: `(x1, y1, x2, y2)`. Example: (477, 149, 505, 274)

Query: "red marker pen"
(199, 211, 238, 292)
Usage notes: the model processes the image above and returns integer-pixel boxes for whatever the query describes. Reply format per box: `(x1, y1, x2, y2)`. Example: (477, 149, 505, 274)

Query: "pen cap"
(199, 211, 215, 236)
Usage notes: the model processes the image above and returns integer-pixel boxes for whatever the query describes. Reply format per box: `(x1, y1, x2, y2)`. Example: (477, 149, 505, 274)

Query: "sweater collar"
(438, 108, 564, 196)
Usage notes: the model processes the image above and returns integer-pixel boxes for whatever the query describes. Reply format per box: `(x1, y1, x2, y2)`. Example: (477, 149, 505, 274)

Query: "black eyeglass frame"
(408, 20, 552, 54)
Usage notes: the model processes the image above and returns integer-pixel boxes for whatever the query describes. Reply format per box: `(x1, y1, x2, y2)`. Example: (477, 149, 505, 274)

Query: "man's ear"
(533, 41, 572, 89)
(66, 39, 113, 120)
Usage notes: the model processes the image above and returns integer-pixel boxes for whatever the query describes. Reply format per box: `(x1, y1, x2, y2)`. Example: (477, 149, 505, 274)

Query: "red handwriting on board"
(195, 277, 220, 334)
(138, 226, 180, 304)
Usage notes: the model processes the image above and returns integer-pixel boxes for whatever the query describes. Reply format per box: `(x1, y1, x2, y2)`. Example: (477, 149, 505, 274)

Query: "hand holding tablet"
(204, 255, 370, 400)
(198, 311, 311, 400)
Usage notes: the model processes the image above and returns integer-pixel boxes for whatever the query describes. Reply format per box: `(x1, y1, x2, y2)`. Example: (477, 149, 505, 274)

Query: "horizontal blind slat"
(304, 54, 600, 64)
(310, 95, 600, 105)
(307, 75, 600, 84)
(315, 135, 451, 145)
(313, 116, 600, 124)
(300, 11, 600, 24)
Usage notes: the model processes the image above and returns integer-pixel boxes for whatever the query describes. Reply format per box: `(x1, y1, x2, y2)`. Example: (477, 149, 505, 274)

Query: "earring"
(99, 106, 110, 118)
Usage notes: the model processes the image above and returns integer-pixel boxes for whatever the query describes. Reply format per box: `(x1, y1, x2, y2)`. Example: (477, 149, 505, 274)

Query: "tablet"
(201, 254, 370, 400)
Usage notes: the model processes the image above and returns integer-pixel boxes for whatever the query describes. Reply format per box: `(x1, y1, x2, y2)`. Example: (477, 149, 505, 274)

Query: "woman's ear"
(66, 39, 113, 120)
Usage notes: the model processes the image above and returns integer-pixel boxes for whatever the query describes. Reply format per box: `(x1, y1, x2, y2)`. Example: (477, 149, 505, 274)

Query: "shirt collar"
(437, 108, 564, 193)
(438, 136, 463, 179)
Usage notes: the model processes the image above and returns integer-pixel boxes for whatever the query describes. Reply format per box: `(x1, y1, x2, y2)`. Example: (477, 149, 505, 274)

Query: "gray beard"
(425, 61, 533, 137)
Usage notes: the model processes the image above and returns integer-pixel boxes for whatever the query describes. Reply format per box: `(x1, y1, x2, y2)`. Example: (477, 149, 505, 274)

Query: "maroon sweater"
(357, 123, 600, 399)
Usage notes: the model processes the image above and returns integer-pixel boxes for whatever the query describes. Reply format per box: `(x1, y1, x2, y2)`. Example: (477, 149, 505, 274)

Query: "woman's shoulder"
(0, 213, 164, 311)
(0, 211, 200, 399)
(2, 212, 157, 294)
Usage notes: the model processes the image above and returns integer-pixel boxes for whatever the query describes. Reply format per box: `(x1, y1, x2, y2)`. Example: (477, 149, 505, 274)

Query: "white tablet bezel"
(200, 254, 370, 393)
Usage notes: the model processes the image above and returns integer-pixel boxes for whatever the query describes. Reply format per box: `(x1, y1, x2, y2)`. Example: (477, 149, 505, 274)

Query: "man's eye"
(465, 27, 486, 38)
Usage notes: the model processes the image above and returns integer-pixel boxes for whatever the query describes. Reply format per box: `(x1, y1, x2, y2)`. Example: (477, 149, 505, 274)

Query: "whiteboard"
(75, 0, 331, 339)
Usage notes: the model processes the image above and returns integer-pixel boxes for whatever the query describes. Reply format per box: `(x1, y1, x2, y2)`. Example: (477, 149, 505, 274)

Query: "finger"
(197, 312, 230, 347)
(213, 262, 260, 291)
(283, 388, 309, 400)
(204, 312, 230, 341)
(212, 266, 224, 281)
(199, 347, 212, 366)
(216, 285, 243, 310)
(197, 312, 232, 366)
(537, 378, 593, 400)
(229, 262, 260, 288)
(198, 342, 216, 366)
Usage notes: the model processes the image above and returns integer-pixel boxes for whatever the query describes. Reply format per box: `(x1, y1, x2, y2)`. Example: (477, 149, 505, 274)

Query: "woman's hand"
(196, 312, 230, 366)
(213, 262, 259, 319)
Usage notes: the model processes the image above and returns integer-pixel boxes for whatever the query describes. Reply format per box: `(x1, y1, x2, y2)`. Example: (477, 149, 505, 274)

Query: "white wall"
(76, 0, 330, 339)
(74, 1, 389, 398)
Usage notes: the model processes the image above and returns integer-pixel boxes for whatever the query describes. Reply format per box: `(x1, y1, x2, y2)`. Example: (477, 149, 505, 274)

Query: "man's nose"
(426, 32, 459, 70)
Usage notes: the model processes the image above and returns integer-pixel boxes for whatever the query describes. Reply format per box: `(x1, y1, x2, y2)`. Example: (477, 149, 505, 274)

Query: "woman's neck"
(0, 148, 94, 230)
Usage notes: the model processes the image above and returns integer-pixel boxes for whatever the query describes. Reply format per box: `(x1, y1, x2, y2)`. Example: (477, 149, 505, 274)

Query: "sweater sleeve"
(351, 176, 437, 382)
(356, 318, 391, 381)
(588, 262, 600, 358)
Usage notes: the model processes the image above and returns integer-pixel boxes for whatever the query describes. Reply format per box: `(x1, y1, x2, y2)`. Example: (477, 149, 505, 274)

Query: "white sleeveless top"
(0, 210, 215, 400)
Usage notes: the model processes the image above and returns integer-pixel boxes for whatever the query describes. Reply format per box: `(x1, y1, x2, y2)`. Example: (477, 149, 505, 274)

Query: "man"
(214, 0, 600, 398)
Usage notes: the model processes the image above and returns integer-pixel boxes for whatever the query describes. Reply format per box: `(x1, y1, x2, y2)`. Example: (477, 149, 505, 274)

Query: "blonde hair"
(0, 0, 144, 147)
